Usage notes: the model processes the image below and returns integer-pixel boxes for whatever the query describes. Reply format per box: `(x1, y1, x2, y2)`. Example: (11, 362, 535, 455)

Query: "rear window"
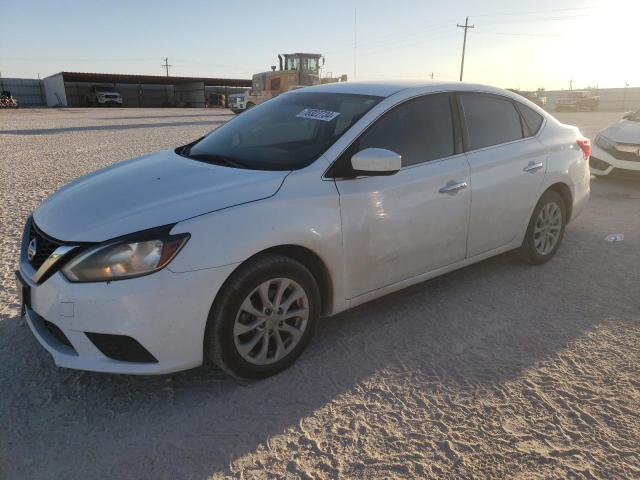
(460, 93, 524, 150)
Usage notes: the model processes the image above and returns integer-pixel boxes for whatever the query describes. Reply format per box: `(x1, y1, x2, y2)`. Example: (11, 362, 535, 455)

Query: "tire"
(204, 254, 320, 379)
(518, 190, 567, 265)
(246, 102, 255, 110)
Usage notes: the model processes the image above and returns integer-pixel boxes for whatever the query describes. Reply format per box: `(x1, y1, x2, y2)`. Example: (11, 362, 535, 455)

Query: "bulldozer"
(228, 53, 347, 114)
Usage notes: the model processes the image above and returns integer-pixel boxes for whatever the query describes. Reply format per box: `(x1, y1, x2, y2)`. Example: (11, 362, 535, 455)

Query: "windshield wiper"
(186, 153, 251, 169)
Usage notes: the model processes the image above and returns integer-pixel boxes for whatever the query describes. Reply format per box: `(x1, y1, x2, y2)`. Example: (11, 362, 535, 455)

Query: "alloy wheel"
(233, 278, 309, 366)
(533, 202, 562, 256)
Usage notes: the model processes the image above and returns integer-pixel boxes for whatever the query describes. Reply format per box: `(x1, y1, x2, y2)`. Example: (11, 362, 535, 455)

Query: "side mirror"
(350, 148, 401, 176)
(622, 111, 633, 119)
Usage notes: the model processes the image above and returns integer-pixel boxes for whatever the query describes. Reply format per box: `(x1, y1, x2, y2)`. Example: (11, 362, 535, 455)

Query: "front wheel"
(519, 190, 567, 265)
(205, 254, 320, 379)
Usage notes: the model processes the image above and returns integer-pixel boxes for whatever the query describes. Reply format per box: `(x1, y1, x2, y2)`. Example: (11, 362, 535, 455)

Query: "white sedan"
(16, 81, 590, 378)
(590, 109, 640, 177)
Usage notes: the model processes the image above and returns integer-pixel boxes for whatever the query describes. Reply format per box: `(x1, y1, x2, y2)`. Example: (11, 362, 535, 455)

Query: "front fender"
(168, 164, 346, 314)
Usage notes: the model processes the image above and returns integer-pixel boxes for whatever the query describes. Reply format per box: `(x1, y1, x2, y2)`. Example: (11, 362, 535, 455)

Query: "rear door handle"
(439, 181, 469, 194)
(523, 161, 544, 173)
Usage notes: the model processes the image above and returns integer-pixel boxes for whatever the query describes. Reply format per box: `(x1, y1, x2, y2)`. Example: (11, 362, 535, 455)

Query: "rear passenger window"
(460, 94, 523, 150)
(516, 103, 544, 136)
(359, 94, 455, 167)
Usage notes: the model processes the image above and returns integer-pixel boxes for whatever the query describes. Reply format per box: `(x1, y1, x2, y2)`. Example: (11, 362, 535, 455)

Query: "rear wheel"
(519, 190, 567, 265)
(246, 102, 255, 110)
(205, 254, 320, 379)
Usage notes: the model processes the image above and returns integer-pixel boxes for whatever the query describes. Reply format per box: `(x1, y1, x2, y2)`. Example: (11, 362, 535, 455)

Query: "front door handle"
(523, 161, 544, 173)
(439, 181, 468, 194)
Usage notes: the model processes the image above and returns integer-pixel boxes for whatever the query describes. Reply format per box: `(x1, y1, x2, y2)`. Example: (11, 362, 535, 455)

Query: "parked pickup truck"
(555, 91, 599, 111)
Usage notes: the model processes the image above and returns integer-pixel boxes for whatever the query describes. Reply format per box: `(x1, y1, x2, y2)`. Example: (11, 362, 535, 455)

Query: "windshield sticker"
(296, 108, 341, 122)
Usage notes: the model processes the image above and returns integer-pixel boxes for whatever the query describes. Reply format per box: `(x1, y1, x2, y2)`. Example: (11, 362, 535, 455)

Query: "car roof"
(294, 80, 517, 98)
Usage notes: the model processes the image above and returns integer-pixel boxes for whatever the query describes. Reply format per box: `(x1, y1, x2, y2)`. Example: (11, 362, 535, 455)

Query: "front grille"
(28, 222, 62, 271)
(600, 143, 640, 162)
(85, 333, 158, 363)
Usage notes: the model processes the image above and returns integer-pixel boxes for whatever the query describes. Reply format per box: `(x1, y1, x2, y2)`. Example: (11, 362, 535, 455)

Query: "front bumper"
(590, 143, 640, 176)
(19, 261, 237, 374)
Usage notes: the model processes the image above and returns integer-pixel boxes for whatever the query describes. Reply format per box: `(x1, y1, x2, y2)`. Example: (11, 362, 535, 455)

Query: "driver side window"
(358, 94, 455, 167)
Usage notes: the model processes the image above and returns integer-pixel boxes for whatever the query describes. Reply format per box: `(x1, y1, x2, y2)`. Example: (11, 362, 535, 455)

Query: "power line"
(457, 16, 474, 82)
(470, 5, 597, 18)
(322, 25, 454, 61)
(161, 57, 172, 77)
(0, 56, 158, 62)
(478, 14, 591, 27)
(472, 31, 561, 37)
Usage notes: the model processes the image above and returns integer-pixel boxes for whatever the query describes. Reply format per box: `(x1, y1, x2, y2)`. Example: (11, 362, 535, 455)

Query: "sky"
(0, 0, 638, 91)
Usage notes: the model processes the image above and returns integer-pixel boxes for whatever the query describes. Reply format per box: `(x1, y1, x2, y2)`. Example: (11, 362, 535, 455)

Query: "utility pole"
(429, 72, 434, 80)
(622, 82, 630, 110)
(161, 58, 172, 77)
(457, 16, 474, 82)
(353, 8, 357, 80)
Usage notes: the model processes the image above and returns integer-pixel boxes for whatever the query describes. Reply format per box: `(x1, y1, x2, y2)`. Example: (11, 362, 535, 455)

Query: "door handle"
(523, 161, 544, 173)
(438, 181, 468, 194)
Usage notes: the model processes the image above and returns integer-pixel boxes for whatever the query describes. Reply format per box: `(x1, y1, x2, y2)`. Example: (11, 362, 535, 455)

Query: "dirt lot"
(0, 108, 639, 479)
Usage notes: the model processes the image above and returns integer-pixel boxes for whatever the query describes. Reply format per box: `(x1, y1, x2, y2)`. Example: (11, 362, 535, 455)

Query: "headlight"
(595, 134, 616, 151)
(61, 232, 189, 282)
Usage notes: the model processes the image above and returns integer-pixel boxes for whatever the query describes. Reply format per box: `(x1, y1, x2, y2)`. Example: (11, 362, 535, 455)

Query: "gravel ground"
(1, 108, 639, 479)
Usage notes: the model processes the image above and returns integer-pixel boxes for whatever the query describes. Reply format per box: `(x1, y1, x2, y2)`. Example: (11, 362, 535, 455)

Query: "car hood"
(601, 120, 640, 144)
(33, 149, 288, 242)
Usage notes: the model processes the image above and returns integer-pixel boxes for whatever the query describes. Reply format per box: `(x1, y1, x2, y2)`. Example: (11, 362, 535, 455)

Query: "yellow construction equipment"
(228, 53, 347, 113)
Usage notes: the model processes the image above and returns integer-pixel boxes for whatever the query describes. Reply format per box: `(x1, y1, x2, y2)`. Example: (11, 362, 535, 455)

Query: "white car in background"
(16, 81, 590, 379)
(88, 86, 123, 107)
(591, 109, 640, 177)
(228, 92, 250, 114)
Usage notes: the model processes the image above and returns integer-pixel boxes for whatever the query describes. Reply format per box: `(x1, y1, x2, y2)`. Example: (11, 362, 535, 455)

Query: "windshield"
(183, 92, 382, 171)
(305, 57, 319, 73)
(286, 57, 300, 70)
(97, 89, 118, 94)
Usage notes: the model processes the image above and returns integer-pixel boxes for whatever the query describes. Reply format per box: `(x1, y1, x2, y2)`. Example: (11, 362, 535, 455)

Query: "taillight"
(577, 138, 591, 160)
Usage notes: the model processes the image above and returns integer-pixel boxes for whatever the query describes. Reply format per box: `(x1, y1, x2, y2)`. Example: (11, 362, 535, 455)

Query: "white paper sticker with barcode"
(296, 108, 341, 122)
